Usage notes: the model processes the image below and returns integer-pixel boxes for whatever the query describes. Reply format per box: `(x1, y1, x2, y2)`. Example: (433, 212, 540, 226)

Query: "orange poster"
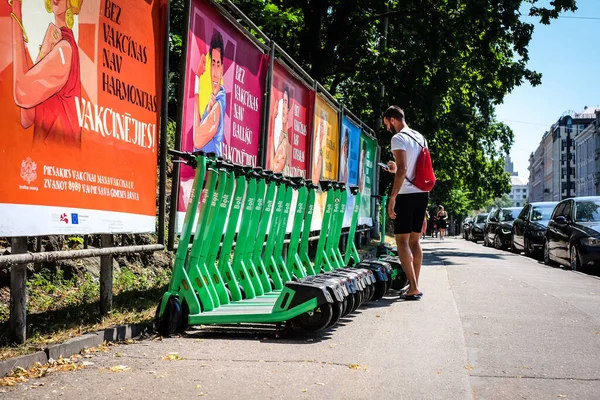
(0, 0, 166, 236)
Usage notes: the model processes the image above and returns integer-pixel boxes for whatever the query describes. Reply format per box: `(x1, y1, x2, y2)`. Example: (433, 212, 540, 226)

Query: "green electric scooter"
(155, 151, 339, 335)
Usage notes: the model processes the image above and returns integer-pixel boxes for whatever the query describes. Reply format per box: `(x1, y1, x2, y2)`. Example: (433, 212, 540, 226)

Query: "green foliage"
(166, 0, 576, 210)
(67, 236, 84, 249)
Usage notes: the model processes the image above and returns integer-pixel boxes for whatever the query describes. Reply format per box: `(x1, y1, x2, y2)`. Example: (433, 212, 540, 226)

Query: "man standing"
(384, 105, 429, 300)
(193, 31, 226, 155)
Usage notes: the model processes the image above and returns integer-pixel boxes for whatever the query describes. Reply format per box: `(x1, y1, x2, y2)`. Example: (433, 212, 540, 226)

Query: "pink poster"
(266, 61, 313, 178)
(177, 0, 267, 216)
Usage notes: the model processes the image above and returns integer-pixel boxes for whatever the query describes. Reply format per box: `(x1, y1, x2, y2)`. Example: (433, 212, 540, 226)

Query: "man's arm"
(387, 149, 408, 219)
(193, 96, 221, 149)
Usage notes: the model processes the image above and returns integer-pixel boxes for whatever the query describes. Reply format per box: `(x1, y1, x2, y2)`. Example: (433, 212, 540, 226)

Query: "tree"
(167, 0, 577, 207)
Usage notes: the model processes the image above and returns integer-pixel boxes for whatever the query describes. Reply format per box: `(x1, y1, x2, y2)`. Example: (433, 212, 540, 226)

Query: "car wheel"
(544, 240, 554, 266)
(510, 234, 519, 254)
(570, 244, 581, 271)
(524, 236, 531, 257)
(494, 234, 503, 250)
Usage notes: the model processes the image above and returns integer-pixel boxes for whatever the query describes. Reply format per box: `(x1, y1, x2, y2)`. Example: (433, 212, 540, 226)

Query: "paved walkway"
(3, 238, 600, 399)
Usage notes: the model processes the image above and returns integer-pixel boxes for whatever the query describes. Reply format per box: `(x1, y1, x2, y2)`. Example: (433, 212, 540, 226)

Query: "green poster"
(358, 134, 376, 226)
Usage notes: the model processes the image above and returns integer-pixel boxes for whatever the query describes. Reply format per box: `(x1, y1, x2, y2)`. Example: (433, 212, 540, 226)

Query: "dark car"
(544, 197, 600, 271)
(467, 213, 488, 242)
(512, 202, 558, 257)
(462, 217, 473, 239)
(484, 207, 523, 249)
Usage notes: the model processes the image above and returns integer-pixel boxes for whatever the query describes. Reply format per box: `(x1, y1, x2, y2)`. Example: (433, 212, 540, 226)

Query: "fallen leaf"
(329, 344, 335, 348)
(348, 364, 361, 370)
(162, 353, 184, 361)
(108, 365, 131, 373)
(464, 365, 474, 371)
(316, 383, 325, 386)
(196, 384, 202, 389)
(126, 339, 135, 344)
(115, 352, 123, 358)
(301, 389, 307, 392)
(437, 371, 442, 375)
(198, 392, 207, 397)
(195, 339, 204, 343)
(375, 315, 381, 318)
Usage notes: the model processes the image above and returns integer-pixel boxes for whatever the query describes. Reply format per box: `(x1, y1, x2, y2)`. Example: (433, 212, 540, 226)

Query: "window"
(510, 195, 514, 199)
(563, 201, 572, 221)
(516, 202, 521, 207)
(518, 206, 529, 220)
(553, 202, 566, 219)
(522, 195, 527, 199)
(515, 189, 520, 193)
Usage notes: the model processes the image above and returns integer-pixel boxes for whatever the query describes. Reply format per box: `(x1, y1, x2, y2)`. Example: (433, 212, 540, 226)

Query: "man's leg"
(409, 232, 423, 284)
(395, 233, 420, 296)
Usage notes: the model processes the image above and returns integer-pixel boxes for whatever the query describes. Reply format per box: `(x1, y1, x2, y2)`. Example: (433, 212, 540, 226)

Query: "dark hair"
(283, 86, 291, 109)
(209, 31, 224, 62)
(383, 105, 405, 121)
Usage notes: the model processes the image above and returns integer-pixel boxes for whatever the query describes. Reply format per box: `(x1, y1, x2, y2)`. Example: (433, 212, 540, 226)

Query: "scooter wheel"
(340, 297, 348, 317)
(239, 285, 246, 299)
(176, 298, 190, 333)
(342, 295, 353, 317)
(226, 287, 233, 301)
(365, 284, 375, 302)
(154, 296, 181, 337)
(351, 292, 361, 312)
(326, 301, 344, 328)
(371, 281, 388, 301)
(269, 278, 276, 290)
(295, 303, 333, 331)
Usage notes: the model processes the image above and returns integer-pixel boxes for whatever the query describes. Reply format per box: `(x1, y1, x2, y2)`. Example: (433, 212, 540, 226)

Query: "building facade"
(509, 176, 528, 207)
(528, 140, 545, 203)
(528, 108, 599, 202)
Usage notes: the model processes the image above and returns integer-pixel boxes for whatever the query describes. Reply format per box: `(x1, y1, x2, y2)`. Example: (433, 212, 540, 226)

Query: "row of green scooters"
(154, 150, 408, 336)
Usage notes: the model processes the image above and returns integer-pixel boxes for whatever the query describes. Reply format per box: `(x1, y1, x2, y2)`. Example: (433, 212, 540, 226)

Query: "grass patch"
(0, 265, 170, 360)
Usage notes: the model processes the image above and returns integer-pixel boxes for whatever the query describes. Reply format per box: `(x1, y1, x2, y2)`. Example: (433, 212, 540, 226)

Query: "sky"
(495, 0, 600, 182)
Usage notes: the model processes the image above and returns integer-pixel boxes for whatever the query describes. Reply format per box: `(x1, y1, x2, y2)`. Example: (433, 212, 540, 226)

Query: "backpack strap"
(401, 129, 427, 148)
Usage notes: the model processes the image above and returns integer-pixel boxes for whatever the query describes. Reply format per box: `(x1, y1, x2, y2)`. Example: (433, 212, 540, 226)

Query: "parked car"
(467, 213, 488, 242)
(544, 196, 600, 271)
(512, 201, 558, 257)
(462, 217, 473, 239)
(484, 207, 523, 249)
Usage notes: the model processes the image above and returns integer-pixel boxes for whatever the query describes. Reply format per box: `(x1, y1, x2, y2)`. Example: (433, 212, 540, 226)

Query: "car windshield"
(476, 215, 487, 223)
(501, 209, 520, 222)
(531, 205, 555, 222)
(575, 200, 600, 222)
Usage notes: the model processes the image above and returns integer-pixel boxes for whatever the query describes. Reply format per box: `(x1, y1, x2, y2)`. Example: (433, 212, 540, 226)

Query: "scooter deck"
(188, 297, 319, 324)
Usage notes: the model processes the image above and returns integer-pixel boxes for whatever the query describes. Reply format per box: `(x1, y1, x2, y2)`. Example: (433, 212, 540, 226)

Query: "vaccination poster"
(176, 0, 268, 231)
(359, 133, 376, 226)
(310, 94, 339, 230)
(340, 116, 361, 227)
(0, 0, 167, 236)
(266, 60, 312, 178)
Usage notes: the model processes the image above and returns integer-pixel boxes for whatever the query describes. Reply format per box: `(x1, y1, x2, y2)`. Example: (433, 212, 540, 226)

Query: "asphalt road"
(3, 238, 600, 399)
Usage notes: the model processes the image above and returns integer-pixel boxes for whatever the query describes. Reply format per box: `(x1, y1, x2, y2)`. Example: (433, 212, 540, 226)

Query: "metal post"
(259, 42, 275, 168)
(10, 237, 28, 344)
(168, 0, 193, 251)
(158, 0, 171, 245)
(100, 234, 114, 316)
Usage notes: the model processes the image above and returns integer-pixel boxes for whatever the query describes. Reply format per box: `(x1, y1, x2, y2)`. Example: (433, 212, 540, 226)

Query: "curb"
(0, 323, 149, 378)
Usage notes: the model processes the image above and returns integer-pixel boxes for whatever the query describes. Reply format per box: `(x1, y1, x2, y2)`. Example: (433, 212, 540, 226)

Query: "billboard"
(311, 94, 339, 230)
(359, 134, 376, 226)
(176, 0, 268, 231)
(0, 0, 166, 236)
(266, 61, 312, 178)
(340, 116, 361, 227)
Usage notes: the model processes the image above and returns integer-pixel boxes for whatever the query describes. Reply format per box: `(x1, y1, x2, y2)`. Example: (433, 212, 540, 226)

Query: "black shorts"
(393, 192, 429, 235)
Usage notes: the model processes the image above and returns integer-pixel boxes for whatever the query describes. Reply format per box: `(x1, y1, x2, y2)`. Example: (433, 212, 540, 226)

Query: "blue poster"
(340, 117, 361, 185)
(340, 117, 361, 227)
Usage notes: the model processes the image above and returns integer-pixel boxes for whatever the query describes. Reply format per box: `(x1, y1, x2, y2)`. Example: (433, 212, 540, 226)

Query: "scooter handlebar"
(348, 185, 360, 195)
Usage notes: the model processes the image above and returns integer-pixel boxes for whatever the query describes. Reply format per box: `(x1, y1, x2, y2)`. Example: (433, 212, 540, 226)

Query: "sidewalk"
(3, 237, 599, 399)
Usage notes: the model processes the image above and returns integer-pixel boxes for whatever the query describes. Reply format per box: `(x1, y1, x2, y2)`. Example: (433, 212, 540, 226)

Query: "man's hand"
(196, 54, 207, 77)
(387, 198, 396, 220)
(387, 161, 397, 173)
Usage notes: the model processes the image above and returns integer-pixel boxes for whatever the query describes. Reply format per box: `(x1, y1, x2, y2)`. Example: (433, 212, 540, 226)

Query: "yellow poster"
(311, 95, 339, 183)
(311, 94, 339, 230)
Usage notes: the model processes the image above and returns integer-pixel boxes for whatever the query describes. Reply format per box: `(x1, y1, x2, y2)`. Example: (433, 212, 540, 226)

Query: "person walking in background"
(384, 105, 431, 301)
(421, 210, 430, 240)
(437, 205, 448, 240)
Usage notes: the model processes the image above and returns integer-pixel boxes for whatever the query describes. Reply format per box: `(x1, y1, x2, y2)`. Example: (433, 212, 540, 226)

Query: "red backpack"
(403, 130, 436, 192)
